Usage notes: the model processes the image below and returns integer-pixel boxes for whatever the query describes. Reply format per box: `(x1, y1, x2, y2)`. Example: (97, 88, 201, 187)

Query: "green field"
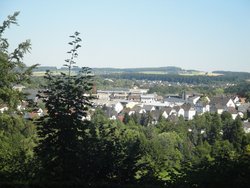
(139, 71, 167, 74)
(32, 70, 76, 77)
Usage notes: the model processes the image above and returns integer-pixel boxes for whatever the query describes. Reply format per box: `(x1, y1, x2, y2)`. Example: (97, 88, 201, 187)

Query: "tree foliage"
(0, 12, 37, 183)
(35, 32, 94, 182)
(0, 12, 38, 109)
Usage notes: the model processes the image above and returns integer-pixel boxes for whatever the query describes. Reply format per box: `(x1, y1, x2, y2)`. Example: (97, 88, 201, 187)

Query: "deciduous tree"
(35, 32, 94, 182)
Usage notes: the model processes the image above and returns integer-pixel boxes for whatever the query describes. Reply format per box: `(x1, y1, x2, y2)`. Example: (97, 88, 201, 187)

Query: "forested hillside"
(101, 72, 250, 85)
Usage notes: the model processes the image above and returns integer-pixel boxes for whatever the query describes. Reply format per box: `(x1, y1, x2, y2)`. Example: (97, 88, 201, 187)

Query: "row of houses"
(1, 86, 250, 131)
(93, 92, 250, 122)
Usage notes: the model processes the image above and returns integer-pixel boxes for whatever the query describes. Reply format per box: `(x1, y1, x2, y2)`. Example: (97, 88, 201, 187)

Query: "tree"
(207, 113, 222, 145)
(0, 12, 37, 109)
(140, 112, 152, 126)
(0, 113, 36, 182)
(35, 32, 94, 182)
(123, 112, 130, 124)
(221, 111, 232, 122)
(223, 116, 244, 152)
(193, 141, 212, 164)
(0, 12, 37, 183)
(135, 131, 183, 185)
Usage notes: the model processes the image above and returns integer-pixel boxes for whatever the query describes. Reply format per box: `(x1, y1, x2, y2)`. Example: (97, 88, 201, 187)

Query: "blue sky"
(1, 0, 250, 72)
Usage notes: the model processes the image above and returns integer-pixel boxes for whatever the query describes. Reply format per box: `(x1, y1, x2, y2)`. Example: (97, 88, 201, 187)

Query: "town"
(7, 82, 250, 134)
(90, 86, 250, 132)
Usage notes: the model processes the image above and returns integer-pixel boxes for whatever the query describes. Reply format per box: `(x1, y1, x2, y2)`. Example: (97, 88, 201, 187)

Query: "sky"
(1, 0, 250, 72)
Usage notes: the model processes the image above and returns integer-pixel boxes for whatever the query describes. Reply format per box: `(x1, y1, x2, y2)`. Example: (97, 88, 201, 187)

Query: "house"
(195, 103, 210, 115)
(210, 96, 235, 114)
(238, 103, 250, 113)
(227, 107, 239, 120)
(173, 106, 185, 117)
(233, 96, 240, 103)
(195, 96, 210, 115)
(131, 105, 146, 114)
(161, 110, 169, 119)
(233, 96, 241, 107)
(161, 107, 176, 119)
(142, 105, 156, 112)
(102, 106, 118, 120)
(210, 104, 224, 114)
(182, 103, 196, 120)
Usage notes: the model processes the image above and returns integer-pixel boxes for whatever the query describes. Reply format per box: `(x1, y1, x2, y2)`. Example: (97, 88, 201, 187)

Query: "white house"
(233, 96, 240, 104)
(210, 96, 236, 114)
(173, 106, 185, 117)
(226, 99, 236, 108)
(160, 107, 178, 119)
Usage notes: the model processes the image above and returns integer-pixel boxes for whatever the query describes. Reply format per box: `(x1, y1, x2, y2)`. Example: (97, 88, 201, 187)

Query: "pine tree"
(35, 32, 94, 182)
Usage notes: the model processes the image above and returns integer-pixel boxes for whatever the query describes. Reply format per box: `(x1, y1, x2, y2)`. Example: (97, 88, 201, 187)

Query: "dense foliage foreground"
(1, 110, 250, 187)
(1, 12, 250, 188)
